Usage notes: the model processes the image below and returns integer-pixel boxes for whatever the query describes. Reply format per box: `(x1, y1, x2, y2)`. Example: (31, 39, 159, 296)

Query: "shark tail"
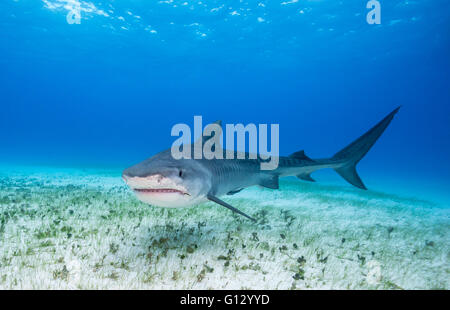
(331, 107, 400, 190)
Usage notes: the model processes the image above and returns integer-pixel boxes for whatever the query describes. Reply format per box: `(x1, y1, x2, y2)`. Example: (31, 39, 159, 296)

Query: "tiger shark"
(122, 107, 400, 222)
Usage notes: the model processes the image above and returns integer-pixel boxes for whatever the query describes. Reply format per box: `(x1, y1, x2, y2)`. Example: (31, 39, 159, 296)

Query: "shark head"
(122, 150, 212, 208)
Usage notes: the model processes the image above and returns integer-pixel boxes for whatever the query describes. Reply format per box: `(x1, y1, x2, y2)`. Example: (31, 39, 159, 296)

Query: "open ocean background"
(1, 1, 449, 203)
(0, 1, 448, 289)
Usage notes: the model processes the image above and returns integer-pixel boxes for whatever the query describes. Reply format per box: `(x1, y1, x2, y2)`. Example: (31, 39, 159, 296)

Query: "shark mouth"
(122, 174, 199, 208)
(133, 188, 189, 195)
(122, 174, 190, 196)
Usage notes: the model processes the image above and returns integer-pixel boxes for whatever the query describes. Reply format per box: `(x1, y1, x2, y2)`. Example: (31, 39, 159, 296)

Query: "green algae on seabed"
(0, 167, 448, 289)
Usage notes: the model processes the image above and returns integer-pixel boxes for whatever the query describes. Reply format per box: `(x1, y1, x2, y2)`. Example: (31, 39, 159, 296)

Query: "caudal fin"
(332, 107, 400, 190)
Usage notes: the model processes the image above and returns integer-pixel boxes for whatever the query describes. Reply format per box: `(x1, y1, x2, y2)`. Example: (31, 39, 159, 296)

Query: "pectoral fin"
(207, 195, 256, 222)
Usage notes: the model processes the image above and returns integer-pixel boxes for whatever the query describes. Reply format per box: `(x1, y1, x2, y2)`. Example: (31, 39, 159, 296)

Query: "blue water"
(0, 1, 449, 203)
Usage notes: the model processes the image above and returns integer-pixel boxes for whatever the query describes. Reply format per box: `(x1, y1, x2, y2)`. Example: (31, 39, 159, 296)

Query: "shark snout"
(122, 173, 165, 187)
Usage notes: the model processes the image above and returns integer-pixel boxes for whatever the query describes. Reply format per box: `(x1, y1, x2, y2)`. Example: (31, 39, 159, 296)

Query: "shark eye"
(179, 170, 183, 177)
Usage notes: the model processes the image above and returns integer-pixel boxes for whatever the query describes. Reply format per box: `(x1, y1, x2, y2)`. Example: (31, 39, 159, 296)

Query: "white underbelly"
(134, 191, 207, 208)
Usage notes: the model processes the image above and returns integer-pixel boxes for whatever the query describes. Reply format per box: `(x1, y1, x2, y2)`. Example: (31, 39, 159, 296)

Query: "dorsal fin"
(289, 150, 313, 161)
(202, 120, 222, 144)
(194, 120, 223, 153)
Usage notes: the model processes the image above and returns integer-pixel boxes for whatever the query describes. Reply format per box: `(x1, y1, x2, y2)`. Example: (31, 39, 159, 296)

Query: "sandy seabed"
(0, 166, 448, 289)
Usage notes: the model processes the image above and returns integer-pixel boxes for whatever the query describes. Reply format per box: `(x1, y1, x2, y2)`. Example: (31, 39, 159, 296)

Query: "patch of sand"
(0, 167, 448, 289)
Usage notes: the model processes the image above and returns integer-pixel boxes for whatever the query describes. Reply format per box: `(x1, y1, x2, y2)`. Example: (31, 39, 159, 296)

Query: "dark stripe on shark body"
(205, 107, 400, 221)
(123, 107, 400, 221)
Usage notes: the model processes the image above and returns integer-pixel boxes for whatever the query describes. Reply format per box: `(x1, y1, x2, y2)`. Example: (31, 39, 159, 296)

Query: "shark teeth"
(134, 188, 189, 195)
